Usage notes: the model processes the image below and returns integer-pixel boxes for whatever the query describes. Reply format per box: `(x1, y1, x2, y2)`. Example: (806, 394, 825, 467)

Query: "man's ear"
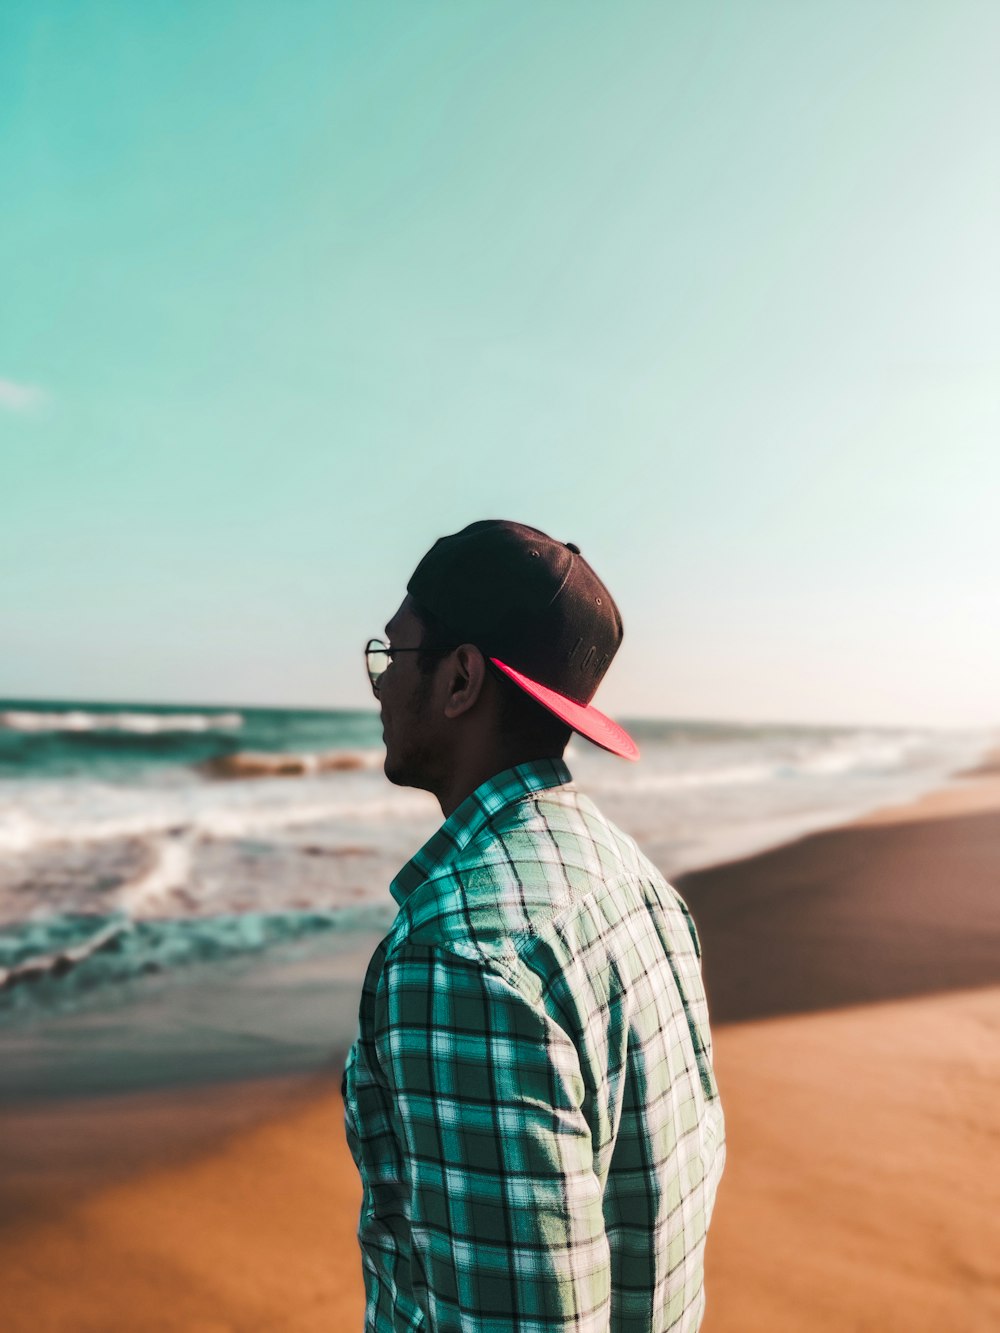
(442, 644, 487, 719)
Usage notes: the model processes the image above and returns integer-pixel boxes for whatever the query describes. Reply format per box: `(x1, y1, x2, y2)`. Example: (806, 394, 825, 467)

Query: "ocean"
(0, 700, 991, 1017)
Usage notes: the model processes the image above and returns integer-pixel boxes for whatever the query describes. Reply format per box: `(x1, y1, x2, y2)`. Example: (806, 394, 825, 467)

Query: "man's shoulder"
(387, 785, 663, 960)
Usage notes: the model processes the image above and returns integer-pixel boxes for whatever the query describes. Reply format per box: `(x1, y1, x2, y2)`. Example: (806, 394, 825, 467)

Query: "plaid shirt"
(343, 759, 725, 1332)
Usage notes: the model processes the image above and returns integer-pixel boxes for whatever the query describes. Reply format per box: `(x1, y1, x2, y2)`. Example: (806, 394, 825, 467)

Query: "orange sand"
(704, 984, 1000, 1331)
(2, 1078, 363, 1333)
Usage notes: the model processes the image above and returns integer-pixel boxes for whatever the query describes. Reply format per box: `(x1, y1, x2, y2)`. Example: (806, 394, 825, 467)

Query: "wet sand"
(3, 772, 999, 1330)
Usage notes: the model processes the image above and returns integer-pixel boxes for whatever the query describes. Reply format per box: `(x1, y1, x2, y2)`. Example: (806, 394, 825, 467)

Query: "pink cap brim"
(490, 658, 640, 761)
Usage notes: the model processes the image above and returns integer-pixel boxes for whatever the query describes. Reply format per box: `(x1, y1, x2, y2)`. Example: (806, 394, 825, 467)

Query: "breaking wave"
(0, 785, 434, 856)
(0, 907, 395, 1012)
(0, 709, 244, 734)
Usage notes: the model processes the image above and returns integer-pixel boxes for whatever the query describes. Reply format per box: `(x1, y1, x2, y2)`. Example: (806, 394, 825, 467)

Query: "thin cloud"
(0, 378, 46, 413)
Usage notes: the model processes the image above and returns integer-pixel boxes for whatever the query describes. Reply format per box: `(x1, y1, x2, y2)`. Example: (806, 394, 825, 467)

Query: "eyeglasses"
(364, 637, 455, 697)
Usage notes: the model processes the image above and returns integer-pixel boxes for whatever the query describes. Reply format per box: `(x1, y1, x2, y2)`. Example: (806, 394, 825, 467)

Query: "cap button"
(565, 542, 581, 554)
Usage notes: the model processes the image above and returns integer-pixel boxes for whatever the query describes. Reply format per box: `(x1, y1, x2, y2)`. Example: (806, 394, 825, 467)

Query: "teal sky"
(2, 2, 998, 727)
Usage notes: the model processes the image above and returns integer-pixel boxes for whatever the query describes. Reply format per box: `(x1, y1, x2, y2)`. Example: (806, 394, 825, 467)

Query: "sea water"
(0, 700, 991, 1016)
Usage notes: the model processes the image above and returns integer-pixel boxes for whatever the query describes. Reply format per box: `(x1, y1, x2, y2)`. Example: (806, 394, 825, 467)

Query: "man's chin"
(382, 753, 413, 789)
(383, 752, 434, 794)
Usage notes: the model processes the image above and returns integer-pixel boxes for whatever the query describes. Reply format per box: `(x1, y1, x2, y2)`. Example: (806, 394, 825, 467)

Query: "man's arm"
(375, 940, 610, 1332)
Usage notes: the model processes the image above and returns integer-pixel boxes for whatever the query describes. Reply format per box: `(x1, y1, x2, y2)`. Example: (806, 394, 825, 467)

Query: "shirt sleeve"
(374, 940, 611, 1332)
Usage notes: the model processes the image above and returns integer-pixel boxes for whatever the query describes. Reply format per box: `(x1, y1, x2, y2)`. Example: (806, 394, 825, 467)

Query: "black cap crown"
(407, 520, 623, 707)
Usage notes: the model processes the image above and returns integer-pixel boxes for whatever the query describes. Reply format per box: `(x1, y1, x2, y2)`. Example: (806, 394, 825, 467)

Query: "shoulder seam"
(383, 932, 521, 988)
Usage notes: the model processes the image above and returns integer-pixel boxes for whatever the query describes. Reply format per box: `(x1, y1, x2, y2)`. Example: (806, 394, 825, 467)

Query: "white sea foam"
(0, 709, 244, 734)
(790, 732, 925, 776)
(576, 728, 935, 796)
(0, 775, 437, 855)
(116, 836, 195, 916)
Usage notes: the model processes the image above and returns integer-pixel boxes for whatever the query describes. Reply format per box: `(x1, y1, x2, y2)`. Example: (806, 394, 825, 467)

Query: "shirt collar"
(389, 756, 572, 906)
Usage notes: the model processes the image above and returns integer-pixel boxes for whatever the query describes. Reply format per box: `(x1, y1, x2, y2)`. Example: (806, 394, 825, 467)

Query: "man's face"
(378, 596, 444, 791)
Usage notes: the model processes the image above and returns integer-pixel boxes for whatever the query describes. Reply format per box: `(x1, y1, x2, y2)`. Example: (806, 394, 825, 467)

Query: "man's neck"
(434, 746, 565, 819)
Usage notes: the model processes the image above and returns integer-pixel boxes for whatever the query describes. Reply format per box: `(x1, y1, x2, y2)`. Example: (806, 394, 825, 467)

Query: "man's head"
(374, 520, 637, 810)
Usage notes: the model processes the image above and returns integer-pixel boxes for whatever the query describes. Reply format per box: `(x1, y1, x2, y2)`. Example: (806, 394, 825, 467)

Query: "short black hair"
(411, 600, 572, 757)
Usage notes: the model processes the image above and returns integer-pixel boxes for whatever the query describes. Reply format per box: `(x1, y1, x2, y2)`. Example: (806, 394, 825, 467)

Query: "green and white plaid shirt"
(343, 759, 725, 1332)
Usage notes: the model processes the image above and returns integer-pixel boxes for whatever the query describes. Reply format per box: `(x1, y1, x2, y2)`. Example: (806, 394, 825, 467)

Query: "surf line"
(0, 917, 130, 991)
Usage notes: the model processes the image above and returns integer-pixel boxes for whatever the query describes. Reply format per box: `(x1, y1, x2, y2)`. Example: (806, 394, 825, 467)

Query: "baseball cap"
(407, 520, 639, 760)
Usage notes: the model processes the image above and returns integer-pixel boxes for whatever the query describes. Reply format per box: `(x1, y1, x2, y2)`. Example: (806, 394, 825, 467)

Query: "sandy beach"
(3, 766, 999, 1331)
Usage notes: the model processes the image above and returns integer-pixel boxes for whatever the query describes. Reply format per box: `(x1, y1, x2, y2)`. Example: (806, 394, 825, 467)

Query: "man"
(343, 520, 725, 1332)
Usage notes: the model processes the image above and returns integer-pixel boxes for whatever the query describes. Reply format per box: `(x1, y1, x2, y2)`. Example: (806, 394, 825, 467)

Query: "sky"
(2, 1, 998, 727)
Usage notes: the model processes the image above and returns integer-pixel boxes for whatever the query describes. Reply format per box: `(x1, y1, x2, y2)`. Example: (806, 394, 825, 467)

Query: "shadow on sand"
(676, 807, 1000, 1026)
